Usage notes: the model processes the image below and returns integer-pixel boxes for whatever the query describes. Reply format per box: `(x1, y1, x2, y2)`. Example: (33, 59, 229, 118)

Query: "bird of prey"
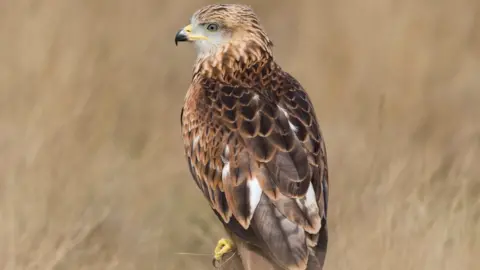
(175, 4, 329, 270)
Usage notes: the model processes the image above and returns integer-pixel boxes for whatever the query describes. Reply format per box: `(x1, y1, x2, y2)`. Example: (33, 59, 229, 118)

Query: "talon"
(213, 238, 235, 261)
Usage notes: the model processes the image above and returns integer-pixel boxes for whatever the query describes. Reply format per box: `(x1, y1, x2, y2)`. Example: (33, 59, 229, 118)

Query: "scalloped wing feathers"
(181, 60, 328, 269)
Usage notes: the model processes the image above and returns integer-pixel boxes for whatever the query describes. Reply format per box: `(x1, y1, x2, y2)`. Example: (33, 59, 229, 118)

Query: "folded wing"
(181, 75, 328, 269)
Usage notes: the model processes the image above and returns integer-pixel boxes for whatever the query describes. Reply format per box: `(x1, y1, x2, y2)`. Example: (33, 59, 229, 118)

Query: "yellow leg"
(213, 238, 235, 261)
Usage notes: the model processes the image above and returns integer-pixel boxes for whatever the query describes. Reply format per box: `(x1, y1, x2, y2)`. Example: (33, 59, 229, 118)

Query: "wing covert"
(182, 77, 327, 230)
(181, 74, 329, 269)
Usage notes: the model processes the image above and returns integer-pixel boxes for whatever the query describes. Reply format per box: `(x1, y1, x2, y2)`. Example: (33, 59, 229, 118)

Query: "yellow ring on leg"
(214, 238, 235, 261)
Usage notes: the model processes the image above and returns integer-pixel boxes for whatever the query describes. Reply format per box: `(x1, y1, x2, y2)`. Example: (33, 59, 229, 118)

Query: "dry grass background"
(0, 0, 479, 269)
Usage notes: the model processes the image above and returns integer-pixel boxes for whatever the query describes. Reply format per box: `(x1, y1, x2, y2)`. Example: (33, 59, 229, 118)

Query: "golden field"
(1, 0, 479, 269)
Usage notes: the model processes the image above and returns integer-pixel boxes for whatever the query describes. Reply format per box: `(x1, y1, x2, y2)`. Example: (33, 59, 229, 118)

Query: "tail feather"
(250, 194, 308, 270)
(216, 219, 328, 270)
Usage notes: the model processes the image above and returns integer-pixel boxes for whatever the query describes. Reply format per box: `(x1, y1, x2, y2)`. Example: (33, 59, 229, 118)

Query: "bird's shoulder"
(181, 68, 327, 184)
(181, 68, 326, 160)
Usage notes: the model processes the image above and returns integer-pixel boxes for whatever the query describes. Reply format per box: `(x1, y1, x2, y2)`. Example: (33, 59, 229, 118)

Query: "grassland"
(0, 0, 479, 269)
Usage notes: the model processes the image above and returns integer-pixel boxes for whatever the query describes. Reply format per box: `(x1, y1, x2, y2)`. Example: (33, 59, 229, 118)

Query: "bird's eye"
(206, 23, 219, 32)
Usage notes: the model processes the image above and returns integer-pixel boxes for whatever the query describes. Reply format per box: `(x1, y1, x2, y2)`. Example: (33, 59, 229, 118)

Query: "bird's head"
(175, 4, 273, 62)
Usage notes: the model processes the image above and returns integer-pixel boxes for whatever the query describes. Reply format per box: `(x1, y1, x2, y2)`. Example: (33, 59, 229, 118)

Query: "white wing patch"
(247, 177, 263, 219)
(303, 183, 318, 213)
(222, 162, 230, 181)
(278, 105, 298, 133)
(221, 145, 230, 163)
(278, 105, 288, 116)
(193, 135, 200, 149)
(221, 165, 263, 226)
(288, 121, 298, 133)
(296, 182, 321, 233)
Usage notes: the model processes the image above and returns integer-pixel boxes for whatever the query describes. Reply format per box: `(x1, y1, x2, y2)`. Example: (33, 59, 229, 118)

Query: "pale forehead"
(191, 4, 258, 25)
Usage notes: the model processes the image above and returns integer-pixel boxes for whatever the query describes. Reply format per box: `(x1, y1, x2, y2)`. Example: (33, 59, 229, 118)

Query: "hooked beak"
(174, 24, 208, 46)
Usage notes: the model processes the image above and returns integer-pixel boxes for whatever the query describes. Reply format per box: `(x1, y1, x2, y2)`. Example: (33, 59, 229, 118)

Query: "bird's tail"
(216, 223, 327, 270)
(215, 191, 328, 270)
(307, 218, 328, 270)
(242, 194, 327, 270)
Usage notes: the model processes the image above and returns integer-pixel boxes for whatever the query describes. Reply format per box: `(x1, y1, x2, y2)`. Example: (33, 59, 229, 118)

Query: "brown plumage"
(176, 4, 329, 270)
